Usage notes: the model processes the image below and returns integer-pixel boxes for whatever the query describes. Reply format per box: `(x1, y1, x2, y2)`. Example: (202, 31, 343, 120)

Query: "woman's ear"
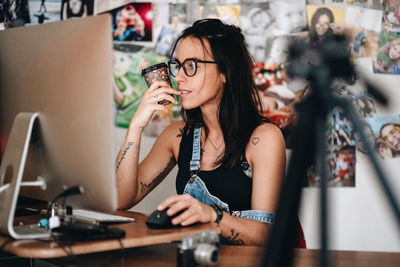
(220, 73, 226, 84)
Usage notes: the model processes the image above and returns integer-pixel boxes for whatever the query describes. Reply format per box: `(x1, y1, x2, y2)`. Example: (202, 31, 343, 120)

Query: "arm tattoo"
(139, 156, 176, 194)
(116, 142, 137, 172)
(252, 136, 260, 145)
(225, 229, 245, 246)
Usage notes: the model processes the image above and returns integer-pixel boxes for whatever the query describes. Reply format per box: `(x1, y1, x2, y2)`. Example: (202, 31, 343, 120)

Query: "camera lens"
(194, 243, 219, 266)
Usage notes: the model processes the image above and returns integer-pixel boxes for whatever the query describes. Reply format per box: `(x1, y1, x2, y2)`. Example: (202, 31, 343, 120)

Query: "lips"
(178, 89, 191, 95)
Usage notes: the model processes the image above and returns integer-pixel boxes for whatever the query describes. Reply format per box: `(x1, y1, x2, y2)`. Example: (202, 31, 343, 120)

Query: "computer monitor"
(0, 14, 117, 238)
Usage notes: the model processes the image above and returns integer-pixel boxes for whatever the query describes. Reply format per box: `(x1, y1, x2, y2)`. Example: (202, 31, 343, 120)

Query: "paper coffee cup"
(141, 62, 172, 105)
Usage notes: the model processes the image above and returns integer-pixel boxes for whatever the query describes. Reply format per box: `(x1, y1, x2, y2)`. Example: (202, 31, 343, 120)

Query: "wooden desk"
(1, 210, 399, 266)
(45, 243, 400, 267)
(0, 210, 219, 258)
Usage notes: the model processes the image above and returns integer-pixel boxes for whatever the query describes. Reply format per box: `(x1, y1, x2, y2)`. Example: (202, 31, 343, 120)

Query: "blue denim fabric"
(183, 174, 230, 212)
(183, 175, 275, 224)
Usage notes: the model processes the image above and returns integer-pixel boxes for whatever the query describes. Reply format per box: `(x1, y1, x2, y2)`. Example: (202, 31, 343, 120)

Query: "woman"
(116, 19, 304, 246)
(374, 39, 400, 74)
(309, 7, 335, 46)
(379, 122, 400, 157)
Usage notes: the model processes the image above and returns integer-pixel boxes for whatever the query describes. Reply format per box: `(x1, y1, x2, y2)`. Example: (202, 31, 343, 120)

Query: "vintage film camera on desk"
(0, 14, 122, 239)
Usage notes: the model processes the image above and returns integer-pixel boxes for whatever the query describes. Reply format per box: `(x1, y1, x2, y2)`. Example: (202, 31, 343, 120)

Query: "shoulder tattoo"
(177, 128, 184, 138)
(252, 136, 260, 146)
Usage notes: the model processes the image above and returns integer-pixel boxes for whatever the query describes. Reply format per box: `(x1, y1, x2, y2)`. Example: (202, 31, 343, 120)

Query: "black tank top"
(176, 126, 253, 211)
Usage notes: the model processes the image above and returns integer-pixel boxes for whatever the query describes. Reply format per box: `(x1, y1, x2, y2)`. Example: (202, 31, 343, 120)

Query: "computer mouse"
(145, 208, 183, 229)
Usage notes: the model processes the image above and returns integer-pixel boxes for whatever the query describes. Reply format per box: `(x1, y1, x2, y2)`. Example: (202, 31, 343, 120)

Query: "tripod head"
(288, 35, 355, 88)
(287, 34, 387, 105)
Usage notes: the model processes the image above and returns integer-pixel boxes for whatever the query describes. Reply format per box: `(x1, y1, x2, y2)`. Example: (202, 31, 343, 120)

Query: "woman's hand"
(158, 194, 217, 226)
(129, 80, 180, 130)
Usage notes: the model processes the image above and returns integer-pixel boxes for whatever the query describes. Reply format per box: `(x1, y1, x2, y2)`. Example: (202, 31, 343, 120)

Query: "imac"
(0, 14, 117, 239)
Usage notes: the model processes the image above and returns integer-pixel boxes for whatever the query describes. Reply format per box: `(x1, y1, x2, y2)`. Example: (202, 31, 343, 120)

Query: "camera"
(177, 230, 219, 267)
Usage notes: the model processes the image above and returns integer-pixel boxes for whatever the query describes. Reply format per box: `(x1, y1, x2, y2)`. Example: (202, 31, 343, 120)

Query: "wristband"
(210, 204, 223, 225)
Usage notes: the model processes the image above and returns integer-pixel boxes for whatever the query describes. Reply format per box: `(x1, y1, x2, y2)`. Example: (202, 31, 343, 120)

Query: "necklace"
(208, 138, 224, 160)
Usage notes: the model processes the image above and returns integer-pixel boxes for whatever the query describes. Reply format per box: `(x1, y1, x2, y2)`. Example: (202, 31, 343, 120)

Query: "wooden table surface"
(45, 243, 400, 267)
(1, 209, 399, 267)
(0, 209, 219, 258)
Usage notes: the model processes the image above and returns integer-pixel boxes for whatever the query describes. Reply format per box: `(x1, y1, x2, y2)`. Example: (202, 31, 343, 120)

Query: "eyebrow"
(173, 57, 204, 62)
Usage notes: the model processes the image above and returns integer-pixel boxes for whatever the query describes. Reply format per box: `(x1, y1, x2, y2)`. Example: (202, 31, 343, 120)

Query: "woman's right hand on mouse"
(129, 80, 180, 130)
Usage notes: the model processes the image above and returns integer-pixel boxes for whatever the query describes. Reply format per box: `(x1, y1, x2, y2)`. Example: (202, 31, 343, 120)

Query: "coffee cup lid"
(141, 62, 168, 76)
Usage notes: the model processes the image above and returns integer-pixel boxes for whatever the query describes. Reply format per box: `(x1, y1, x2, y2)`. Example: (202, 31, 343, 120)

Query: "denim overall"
(183, 126, 276, 224)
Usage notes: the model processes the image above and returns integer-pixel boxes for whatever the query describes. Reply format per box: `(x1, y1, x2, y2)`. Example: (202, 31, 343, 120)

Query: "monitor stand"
(0, 112, 50, 239)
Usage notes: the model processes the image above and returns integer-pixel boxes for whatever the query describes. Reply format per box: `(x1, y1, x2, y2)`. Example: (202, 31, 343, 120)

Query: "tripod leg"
(262, 96, 321, 267)
(314, 116, 331, 267)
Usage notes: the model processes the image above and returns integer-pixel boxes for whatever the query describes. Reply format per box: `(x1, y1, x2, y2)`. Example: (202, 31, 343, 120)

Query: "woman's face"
(173, 37, 225, 110)
(388, 44, 400, 60)
(381, 124, 400, 151)
(69, 0, 82, 15)
(315, 14, 330, 36)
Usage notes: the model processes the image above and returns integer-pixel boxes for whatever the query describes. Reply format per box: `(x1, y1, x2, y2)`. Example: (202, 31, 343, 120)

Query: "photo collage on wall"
(0, 0, 94, 28)
(2, 0, 399, 187)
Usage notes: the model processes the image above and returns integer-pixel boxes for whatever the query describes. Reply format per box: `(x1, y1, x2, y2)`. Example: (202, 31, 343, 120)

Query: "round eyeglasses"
(168, 58, 217, 77)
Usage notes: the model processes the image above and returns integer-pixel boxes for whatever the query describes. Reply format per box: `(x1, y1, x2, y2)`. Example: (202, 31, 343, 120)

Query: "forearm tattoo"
(177, 128, 184, 137)
(225, 229, 245, 246)
(139, 156, 176, 194)
(252, 136, 260, 145)
(116, 142, 138, 172)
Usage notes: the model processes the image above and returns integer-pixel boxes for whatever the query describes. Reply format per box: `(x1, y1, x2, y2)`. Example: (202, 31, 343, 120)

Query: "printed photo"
(240, 2, 272, 39)
(364, 114, 400, 159)
(303, 5, 346, 47)
(373, 31, 400, 75)
(199, 4, 240, 26)
(269, 0, 307, 36)
(324, 0, 383, 9)
(253, 35, 305, 130)
(109, 2, 152, 42)
(352, 93, 377, 118)
(0, 0, 30, 27)
(381, 0, 400, 31)
(345, 6, 382, 32)
(307, 106, 357, 187)
(307, 145, 356, 187)
(153, 4, 187, 56)
(347, 26, 379, 58)
(112, 43, 180, 136)
(27, 0, 61, 26)
(113, 44, 167, 127)
(60, 0, 94, 20)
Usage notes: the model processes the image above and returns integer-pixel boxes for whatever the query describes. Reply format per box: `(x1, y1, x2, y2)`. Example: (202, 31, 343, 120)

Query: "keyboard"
(72, 209, 135, 224)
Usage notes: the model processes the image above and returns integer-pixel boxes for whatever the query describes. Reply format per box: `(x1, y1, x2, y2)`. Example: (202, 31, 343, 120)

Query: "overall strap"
(189, 125, 201, 174)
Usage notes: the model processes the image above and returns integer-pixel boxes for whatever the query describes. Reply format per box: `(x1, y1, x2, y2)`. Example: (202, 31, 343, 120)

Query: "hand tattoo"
(139, 156, 176, 194)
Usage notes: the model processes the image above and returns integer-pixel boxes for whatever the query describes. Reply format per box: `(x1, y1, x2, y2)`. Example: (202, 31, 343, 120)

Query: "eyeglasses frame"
(168, 58, 217, 77)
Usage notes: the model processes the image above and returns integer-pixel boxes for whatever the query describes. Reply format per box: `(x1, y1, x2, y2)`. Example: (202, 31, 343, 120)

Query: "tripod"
(262, 35, 400, 267)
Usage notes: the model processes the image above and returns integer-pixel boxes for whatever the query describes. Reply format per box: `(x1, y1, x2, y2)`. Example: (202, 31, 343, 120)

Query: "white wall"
(114, 59, 400, 252)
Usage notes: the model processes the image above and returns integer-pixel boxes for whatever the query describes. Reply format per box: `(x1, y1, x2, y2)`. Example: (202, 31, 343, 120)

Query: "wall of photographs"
(4, 0, 396, 189)
(1, 0, 399, 251)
